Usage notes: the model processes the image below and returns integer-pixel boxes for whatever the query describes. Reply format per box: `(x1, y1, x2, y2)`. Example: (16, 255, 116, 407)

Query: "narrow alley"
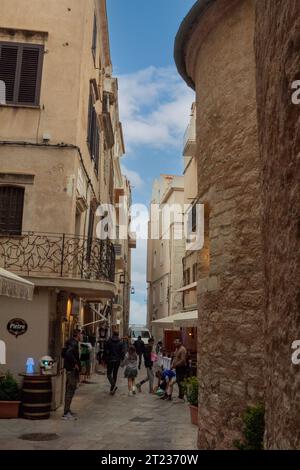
(0, 370, 197, 451)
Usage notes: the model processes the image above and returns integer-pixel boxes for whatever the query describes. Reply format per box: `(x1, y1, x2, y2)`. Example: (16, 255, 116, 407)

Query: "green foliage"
(233, 404, 265, 450)
(183, 376, 198, 406)
(0, 371, 21, 401)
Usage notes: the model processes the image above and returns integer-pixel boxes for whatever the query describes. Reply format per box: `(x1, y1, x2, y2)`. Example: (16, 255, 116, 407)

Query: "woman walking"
(124, 345, 138, 396)
(136, 338, 155, 393)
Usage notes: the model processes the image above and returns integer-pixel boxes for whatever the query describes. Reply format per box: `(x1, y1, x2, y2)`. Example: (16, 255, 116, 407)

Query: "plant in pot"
(0, 371, 21, 418)
(184, 376, 198, 426)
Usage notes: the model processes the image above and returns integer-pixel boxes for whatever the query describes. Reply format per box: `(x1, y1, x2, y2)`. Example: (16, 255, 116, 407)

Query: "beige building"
(112, 174, 136, 338)
(0, 0, 133, 406)
(181, 103, 198, 317)
(147, 174, 185, 341)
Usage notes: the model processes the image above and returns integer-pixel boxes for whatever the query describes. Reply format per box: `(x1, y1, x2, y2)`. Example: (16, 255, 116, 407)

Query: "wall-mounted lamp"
(131, 287, 135, 295)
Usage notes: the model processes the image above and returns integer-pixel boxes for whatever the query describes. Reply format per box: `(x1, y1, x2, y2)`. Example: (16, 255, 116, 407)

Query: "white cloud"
(118, 66, 194, 151)
(129, 300, 147, 326)
(121, 164, 144, 189)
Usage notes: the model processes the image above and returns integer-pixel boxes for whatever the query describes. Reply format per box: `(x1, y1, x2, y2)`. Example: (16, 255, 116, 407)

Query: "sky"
(107, 0, 195, 325)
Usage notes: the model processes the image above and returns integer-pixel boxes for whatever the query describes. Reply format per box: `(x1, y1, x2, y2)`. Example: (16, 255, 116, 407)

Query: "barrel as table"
(21, 374, 52, 420)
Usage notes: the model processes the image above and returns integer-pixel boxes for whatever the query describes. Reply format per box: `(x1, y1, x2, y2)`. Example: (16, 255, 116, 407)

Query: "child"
(124, 345, 138, 396)
(160, 368, 176, 401)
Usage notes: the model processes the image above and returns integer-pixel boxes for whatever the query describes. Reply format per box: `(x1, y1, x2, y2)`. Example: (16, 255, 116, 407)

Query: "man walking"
(172, 338, 187, 403)
(134, 335, 145, 370)
(104, 331, 125, 395)
(62, 329, 82, 420)
(136, 338, 155, 393)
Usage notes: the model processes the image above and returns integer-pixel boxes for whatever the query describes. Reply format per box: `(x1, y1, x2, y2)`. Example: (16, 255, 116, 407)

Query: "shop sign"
(7, 318, 28, 338)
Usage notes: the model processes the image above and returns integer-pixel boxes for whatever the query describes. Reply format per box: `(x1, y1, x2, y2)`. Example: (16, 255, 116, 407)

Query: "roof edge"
(174, 0, 216, 90)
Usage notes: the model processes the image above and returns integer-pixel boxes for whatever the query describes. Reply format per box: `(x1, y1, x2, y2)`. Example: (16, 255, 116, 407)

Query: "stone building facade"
(147, 175, 185, 341)
(0, 0, 133, 404)
(175, 0, 265, 449)
(255, 0, 300, 450)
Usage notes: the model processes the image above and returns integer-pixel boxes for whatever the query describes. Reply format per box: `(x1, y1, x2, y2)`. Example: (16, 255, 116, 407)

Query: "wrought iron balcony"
(0, 232, 115, 283)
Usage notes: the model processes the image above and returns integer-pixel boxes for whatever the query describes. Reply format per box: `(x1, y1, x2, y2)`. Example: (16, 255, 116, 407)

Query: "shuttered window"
(0, 186, 25, 235)
(87, 90, 100, 174)
(92, 14, 97, 62)
(0, 42, 44, 106)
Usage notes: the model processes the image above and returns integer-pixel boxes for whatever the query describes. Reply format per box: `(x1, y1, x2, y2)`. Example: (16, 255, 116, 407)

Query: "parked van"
(128, 326, 151, 345)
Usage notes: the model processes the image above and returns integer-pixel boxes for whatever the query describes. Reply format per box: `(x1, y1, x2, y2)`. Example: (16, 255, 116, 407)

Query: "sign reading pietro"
(7, 318, 28, 338)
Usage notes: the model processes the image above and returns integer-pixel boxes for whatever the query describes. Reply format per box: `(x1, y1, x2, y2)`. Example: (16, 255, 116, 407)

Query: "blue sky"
(107, 0, 195, 325)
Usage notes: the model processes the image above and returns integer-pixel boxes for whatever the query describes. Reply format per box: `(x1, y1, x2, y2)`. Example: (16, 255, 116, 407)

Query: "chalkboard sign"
(7, 318, 28, 338)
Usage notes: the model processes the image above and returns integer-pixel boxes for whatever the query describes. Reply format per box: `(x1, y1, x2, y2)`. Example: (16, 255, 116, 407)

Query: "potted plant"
(184, 376, 198, 426)
(0, 371, 21, 418)
(233, 404, 265, 450)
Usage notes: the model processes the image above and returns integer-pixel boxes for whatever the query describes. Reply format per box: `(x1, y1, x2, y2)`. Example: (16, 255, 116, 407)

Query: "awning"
(0, 268, 34, 301)
(152, 310, 198, 328)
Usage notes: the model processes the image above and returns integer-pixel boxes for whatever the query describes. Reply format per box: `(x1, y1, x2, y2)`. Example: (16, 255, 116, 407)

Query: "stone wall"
(255, 0, 300, 449)
(184, 0, 265, 449)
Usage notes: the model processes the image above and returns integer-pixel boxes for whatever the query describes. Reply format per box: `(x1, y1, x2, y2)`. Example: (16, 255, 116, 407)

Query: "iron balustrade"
(0, 231, 115, 283)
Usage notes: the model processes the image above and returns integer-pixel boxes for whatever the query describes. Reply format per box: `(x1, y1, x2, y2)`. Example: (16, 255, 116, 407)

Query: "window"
(184, 268, 190, 286)
(160, 242, 164, 265)
(153, 250, 157, 269)
(153, 287, 156, 306)
(192, 263, 198, 282)
(92, 15, 97, 63)
(87, 89, 100, 173)
(160, 282, 163, 304)
(0, 42, 44, 106)
(0, 186, 24, 234)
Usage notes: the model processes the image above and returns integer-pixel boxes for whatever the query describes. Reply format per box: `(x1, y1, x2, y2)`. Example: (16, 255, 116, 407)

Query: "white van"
(128, 326, 151, 345)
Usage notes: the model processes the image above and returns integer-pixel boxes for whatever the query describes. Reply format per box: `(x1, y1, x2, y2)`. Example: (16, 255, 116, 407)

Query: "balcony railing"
(183, 117, 196, 157)
(0, 232, 115, 283)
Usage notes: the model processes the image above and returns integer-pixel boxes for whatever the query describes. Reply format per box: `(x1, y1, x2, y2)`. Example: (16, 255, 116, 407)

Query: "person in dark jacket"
(104, 331, 125, 395)
(62, 329, 82, 420)
(134, 336, 145, 370)
(136, 338, 155, 393)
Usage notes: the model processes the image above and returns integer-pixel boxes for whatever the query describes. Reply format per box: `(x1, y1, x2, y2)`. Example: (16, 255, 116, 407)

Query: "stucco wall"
(185, 0, 265, 449)
(255, 0, 300, 450)
(0, 145, 77, 234)
(0, 288, 50, 380)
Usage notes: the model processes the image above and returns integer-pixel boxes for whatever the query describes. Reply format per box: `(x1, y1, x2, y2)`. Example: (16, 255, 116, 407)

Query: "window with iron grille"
(0, 186, 24, 234)
(87, 89, 100, 173)
(0, 42, 44, 106)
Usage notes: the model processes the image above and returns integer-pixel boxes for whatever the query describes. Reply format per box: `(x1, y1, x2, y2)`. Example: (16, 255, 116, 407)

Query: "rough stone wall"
(255, 0, 300, 449)
(186, 0, 265, 449)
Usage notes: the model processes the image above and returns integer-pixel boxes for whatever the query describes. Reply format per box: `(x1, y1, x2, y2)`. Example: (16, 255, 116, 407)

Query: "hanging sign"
(7, 318, 28, 338)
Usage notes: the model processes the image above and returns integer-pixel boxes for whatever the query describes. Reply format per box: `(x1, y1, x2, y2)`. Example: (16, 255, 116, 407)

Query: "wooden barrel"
(22, 375, 52, 420)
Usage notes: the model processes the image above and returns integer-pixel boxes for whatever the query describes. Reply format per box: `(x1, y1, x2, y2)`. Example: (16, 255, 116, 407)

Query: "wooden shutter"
(92, 15, 97, 60)
(87, 88, 100, 173)
(0, 42, 43, 105)
(0, 186, 24, 235)
(87, 92, 93, 150)
(0, 44, 18, 102)
(94, 125, 100, 173)
(18, 46, 42, 104)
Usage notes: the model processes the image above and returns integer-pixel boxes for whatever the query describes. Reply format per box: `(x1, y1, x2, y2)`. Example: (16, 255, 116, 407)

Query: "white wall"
(0, 288, 50, 381)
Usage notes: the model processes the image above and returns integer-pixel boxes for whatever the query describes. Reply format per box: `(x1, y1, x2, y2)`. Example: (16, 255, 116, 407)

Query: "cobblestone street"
(0, 370, 197, 450)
